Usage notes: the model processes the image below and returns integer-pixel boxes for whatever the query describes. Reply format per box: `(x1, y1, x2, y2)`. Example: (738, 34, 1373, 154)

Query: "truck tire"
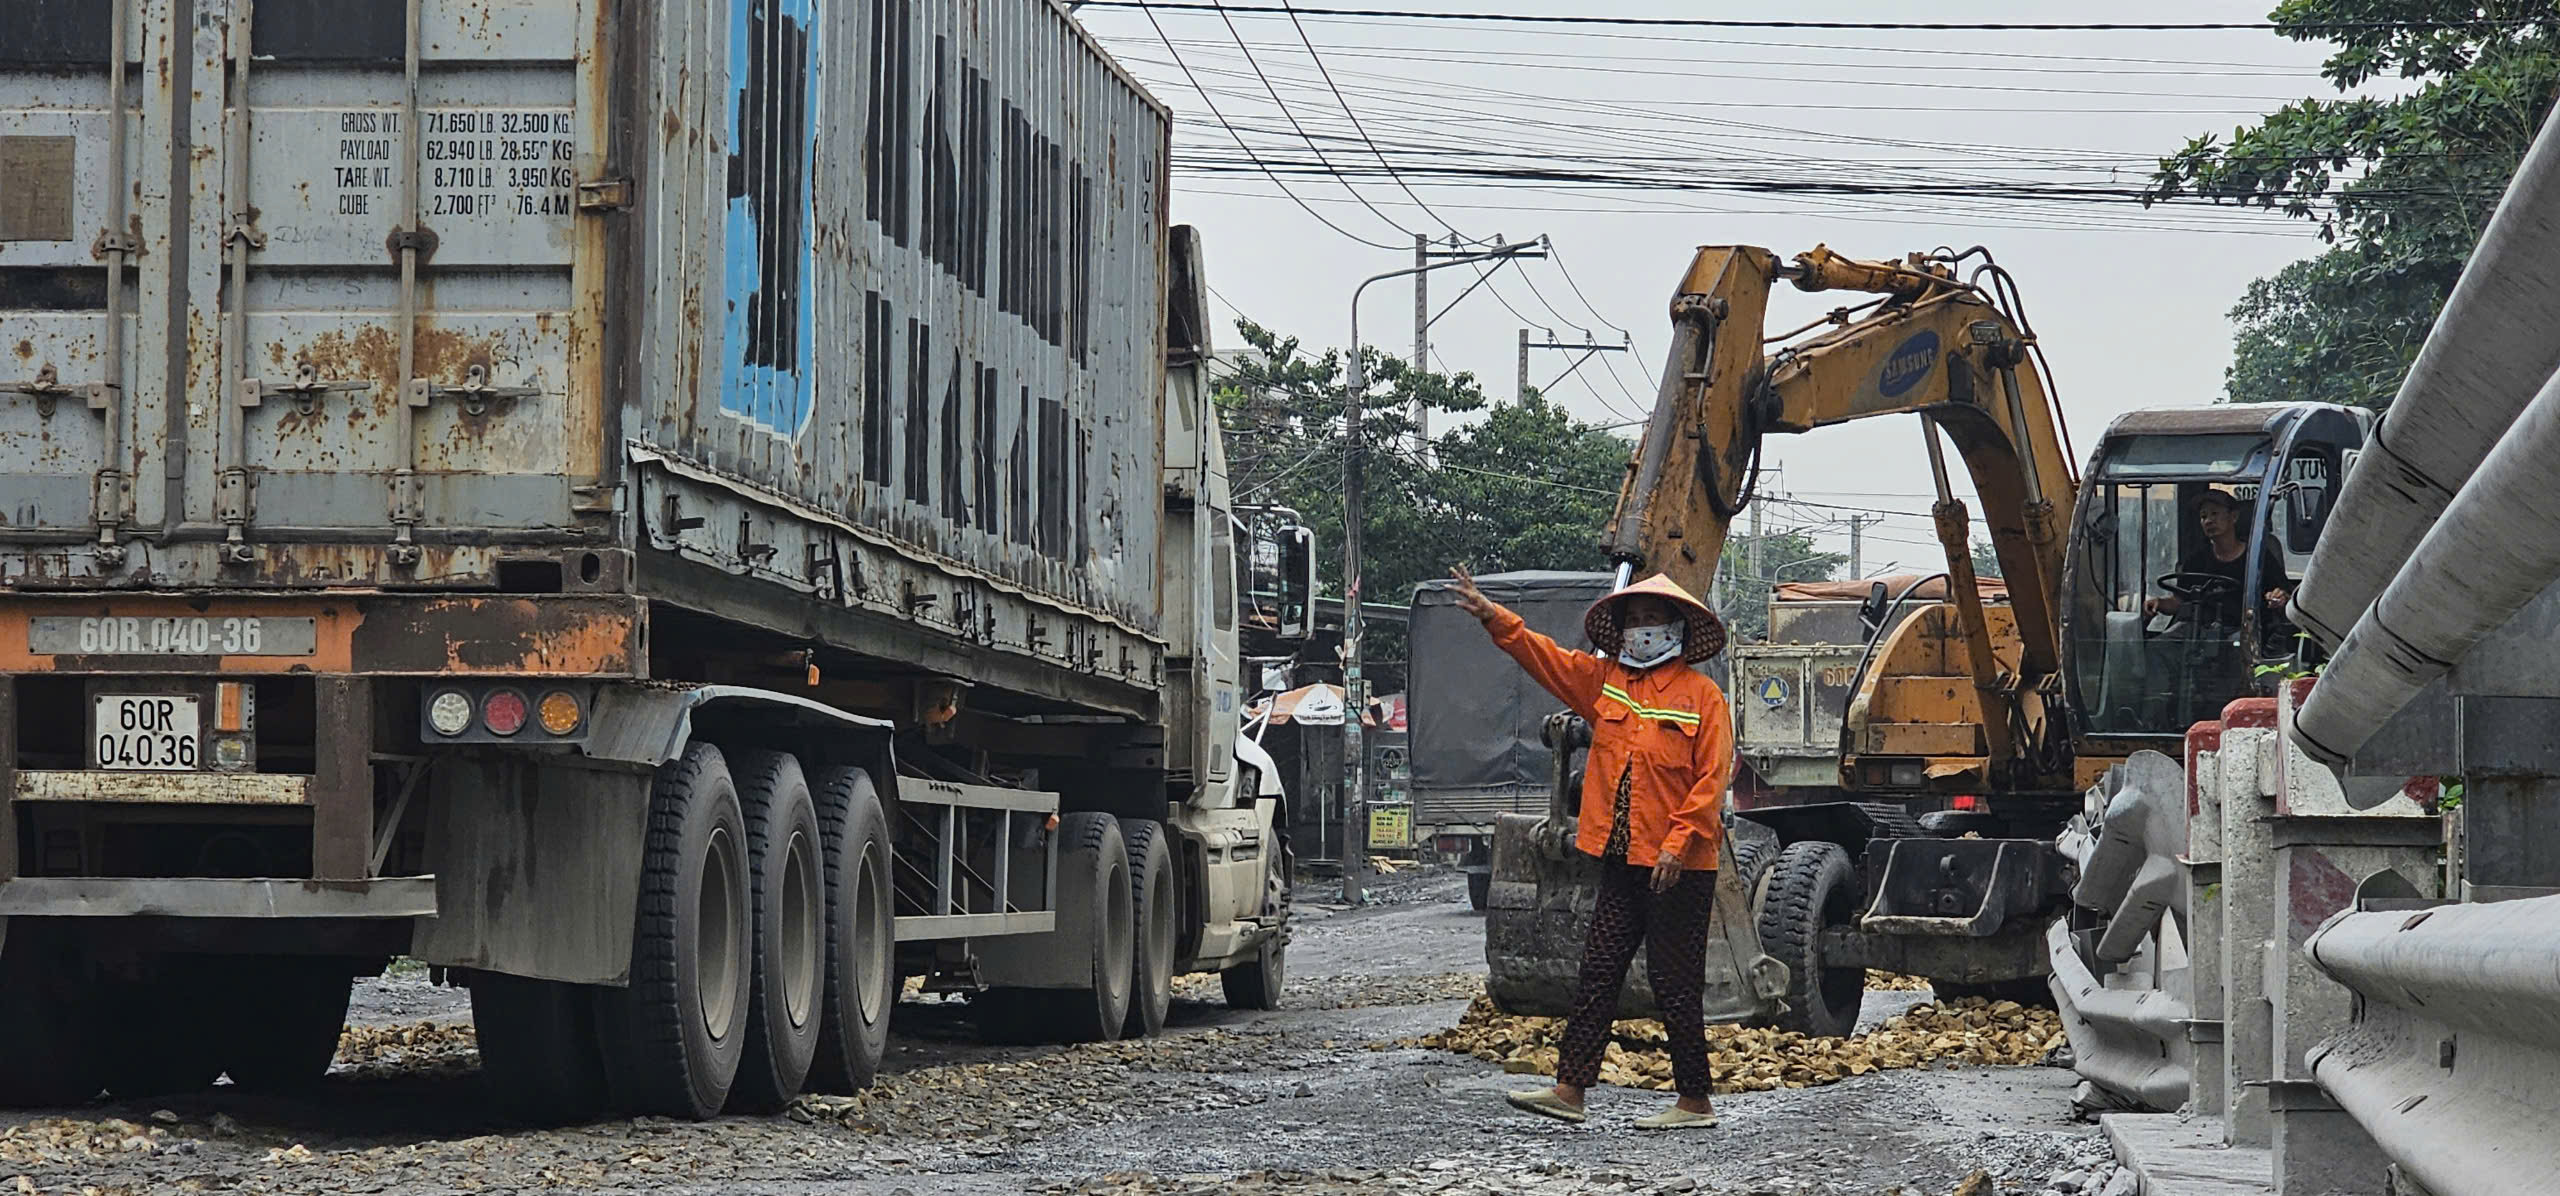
(728, 751, 824, 1112)
(807, 764, 894, 1094)
(597, 742, 752, 1119)
(973, 812, 1134, 1044)
(0, 924, 101, 1107)
(472, 972, 610, 1123)
(1221, 835, 1289, 1010)
(1119, 817, 1176, 1038)
(1059, 811, 1135, 1041)
(1757, 841, 1865, 1039)
(218, 956, 354, 1091)
(1465, 869, 1491, 912)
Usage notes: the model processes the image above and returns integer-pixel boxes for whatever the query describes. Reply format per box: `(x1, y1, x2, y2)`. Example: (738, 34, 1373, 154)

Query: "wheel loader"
(1484, 244, 2370, 1035)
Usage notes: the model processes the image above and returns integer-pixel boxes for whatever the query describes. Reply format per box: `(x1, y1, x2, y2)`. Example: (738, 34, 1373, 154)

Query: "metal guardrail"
(2050, 751, 2195, 1113)
(2306, 891, 2560, 1196)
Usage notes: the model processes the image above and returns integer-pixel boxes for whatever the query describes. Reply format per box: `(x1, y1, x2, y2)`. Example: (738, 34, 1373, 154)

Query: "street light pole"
(1340, 238, 1542, 906)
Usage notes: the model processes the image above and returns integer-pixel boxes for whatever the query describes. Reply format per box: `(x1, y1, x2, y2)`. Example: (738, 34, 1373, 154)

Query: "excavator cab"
(2062, 406, 2369, 744)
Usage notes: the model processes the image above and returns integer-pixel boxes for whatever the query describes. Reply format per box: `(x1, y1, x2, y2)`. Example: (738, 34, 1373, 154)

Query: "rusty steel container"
(0, 0, 1171, 704)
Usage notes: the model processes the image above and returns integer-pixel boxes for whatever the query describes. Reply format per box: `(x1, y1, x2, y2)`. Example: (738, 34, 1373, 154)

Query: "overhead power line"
(1080, 3, 2538, 32)
(1275, 0, 1462, 236)
(1137, 6, 1400, 249)
(1150, 39, 2327, 101)
(1142, 33, 2321, 76)
(1180, 182, 2321, 240)
(1209, 3, 1417, 239)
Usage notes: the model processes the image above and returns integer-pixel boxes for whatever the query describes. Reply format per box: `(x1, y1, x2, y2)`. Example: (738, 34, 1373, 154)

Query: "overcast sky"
(1072, 0, 2387, 576)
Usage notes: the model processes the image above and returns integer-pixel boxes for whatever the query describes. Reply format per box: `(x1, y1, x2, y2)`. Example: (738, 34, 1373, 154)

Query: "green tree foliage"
(1216, 320, 1632, 662)
(2147, 1, 2558, 407)
(1972, 537, 2004, 582)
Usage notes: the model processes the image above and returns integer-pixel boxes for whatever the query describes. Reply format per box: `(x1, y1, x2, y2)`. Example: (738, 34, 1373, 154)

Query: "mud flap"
(1483, 813, 1790, 1020)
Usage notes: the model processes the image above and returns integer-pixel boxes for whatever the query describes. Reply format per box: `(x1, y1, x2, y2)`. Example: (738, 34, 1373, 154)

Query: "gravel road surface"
(0, 869, 2102, 1195)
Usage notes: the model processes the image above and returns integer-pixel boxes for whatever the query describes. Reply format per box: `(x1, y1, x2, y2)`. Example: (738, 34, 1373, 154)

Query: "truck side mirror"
(1278, 524, 1317, 640)
(1859, 580, 1890, 638)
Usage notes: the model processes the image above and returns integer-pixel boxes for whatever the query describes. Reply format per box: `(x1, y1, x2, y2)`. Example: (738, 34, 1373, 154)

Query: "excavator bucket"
(1482, 715, 1790, 1020)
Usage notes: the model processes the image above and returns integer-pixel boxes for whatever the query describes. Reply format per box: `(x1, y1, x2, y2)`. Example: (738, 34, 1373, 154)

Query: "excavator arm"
(1606, 245, 2080, 781)
(1484, 245, 2095, 1022)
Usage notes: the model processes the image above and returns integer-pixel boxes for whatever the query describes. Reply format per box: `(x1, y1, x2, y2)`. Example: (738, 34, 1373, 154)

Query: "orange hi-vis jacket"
(1485, 606, 1734, 871)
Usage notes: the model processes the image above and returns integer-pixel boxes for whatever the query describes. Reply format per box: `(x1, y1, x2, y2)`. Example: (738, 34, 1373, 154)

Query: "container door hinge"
(577, 178, 635, 212)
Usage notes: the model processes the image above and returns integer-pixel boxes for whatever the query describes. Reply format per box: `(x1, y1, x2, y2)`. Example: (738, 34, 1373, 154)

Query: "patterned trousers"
(1555, 861, 1718, 1099)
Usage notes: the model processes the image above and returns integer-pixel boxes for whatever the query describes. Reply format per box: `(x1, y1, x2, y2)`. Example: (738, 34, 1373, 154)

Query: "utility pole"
(1746, 494, 1764, 634)
(1410, 234, 1428, 433)
(1848, 514, 1866, 578)
(1340, 238, 1542, 906)
(1518, 332, 1632, 403)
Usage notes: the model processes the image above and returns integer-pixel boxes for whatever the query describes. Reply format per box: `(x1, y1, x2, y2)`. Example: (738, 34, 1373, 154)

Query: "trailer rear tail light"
(427, 690, 475, 737)
(481, 689, 529, 737)
(537, 690, 583, 736)
(1950, 794, 1981, 811)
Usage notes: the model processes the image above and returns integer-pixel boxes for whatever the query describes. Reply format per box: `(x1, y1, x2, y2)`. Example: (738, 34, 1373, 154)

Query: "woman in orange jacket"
(1450, 566, 1732, 1130)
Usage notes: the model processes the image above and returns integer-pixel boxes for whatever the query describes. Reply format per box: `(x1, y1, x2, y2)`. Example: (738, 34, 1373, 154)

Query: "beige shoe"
(1504, 1087, 1588, 1125)
(1634, 1105, 1720, 1130)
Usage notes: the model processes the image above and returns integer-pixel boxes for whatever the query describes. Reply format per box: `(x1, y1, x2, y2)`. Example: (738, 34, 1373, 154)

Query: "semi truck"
(0, 0, 1308, 1121)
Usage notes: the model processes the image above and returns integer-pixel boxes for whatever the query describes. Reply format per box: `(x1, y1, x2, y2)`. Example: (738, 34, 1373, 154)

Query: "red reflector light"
(1951, 795, 1981, 811)
(482, 689, 529, 736)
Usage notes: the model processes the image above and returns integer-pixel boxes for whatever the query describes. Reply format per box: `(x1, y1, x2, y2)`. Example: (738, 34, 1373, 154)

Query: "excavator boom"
(1605, 244, 2079, 782)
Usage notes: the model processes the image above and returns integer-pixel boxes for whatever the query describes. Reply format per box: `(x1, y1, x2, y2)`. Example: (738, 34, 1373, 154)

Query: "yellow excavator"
(1484, 245, 2370, 1034)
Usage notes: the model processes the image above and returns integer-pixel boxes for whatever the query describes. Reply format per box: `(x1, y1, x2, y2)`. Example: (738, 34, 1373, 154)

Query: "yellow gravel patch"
(1406, 995, 2065, 1095)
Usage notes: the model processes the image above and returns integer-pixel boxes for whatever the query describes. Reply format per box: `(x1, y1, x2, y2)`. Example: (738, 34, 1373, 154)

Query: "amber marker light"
(537, 690, 583, 736)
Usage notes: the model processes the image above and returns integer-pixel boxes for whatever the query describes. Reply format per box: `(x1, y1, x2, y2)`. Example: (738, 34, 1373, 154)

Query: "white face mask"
(1619, 622, 1683, 668)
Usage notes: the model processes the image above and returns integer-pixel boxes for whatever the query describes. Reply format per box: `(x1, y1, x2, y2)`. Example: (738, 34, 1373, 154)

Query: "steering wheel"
(2156, 572, 2240, 603)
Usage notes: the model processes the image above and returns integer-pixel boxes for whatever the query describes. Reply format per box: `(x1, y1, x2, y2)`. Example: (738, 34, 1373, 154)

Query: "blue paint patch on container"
(720, 0, 823, 436)
(1878, 329, 1940, 400)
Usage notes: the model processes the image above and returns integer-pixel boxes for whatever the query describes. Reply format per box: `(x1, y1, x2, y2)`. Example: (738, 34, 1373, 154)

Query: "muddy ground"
(0, 869, 2108, 1195)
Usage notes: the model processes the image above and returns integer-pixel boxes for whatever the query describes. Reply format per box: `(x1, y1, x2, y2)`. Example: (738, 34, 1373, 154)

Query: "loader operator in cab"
(1449, 566, 1733, 1130)
(2142, 489, 2290, 633)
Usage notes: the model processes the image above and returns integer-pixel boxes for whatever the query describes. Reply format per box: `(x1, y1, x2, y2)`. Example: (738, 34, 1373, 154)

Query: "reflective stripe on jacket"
(1483, 605, 1733, 870)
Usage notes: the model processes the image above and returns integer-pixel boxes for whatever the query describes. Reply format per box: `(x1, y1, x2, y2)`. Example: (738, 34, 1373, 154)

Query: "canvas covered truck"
(1407, 571, 1611, 909)
(0, 0, 1306, 1121)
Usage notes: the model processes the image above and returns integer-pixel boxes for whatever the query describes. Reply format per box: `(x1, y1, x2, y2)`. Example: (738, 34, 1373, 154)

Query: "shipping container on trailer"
(0, 0, 1308, 1122)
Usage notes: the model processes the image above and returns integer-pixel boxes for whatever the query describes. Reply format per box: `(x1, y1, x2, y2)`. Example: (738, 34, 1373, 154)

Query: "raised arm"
(1449, 567, 1609, 721)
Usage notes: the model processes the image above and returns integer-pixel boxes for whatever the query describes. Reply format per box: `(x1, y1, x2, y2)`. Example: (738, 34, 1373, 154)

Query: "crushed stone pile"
(1406, 995, 2065, 1095)
(333, 1020, 479, 1077)
(1169, 970, 1484, 1010)
(795, 1027, 1285, 1145)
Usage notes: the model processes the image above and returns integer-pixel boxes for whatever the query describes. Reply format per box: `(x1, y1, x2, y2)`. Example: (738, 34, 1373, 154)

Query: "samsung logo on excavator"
(1878, 330, 1941, 398)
